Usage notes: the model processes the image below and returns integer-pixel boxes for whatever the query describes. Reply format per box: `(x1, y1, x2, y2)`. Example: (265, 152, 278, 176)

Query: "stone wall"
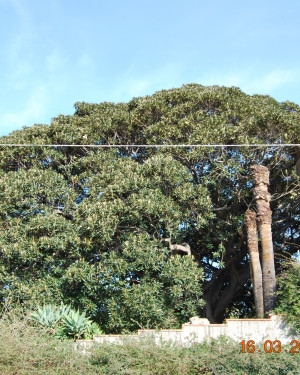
(75, 315, 297, 350)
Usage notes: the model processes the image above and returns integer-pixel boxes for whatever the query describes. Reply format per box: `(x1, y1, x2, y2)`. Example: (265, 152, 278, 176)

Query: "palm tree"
(251, 165, 276, 315)
(245, 209, 264, 318)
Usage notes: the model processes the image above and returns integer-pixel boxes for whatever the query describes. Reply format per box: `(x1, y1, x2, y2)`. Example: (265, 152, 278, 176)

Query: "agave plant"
(62, 309, 93, 340)
(31, 303, 72, 330)
(31, 304, 101, 339)
(57, 302, 71, 317)
(30, 305, 61, 329)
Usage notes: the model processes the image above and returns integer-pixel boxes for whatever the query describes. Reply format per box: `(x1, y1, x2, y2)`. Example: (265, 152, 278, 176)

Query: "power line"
(0, 143, 299, 148)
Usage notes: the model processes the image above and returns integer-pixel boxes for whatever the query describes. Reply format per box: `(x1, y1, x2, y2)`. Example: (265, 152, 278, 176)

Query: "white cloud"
(4, 0, 35, 77)
(199, 68, 299, 97)
(201, 73, 248, 89)
(243, 69, 297, 94)
(0, 85, 47, 132)
(119, 78, 152, 99)
(110, 62, 184, 102)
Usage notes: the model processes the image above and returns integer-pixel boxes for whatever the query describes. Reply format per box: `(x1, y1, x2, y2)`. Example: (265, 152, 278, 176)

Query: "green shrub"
(86, 321, 104, 339)
(30, 304, 102, 340)
(90, 336, 299, 375)
(0, 309, 98, 375)
(1, 308, 298, 374)
(275, 259, 300, 332)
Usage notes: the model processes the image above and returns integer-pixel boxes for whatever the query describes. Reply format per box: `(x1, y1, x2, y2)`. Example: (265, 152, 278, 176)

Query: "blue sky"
(0, 0, 299, 137)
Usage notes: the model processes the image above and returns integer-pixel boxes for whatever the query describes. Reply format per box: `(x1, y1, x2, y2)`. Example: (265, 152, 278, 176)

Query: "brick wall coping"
(138, 329, 183, 334)
(75, 314, 293, 348)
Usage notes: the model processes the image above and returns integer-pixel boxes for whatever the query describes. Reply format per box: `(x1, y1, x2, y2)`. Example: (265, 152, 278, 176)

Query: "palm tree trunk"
(245, 209, 264, 318)
(251, 165, 276, 314)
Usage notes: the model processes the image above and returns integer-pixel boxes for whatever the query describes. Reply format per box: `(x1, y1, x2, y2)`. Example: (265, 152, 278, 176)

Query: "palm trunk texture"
(251, 165, 277, 315)
(245, 209, 264, 318)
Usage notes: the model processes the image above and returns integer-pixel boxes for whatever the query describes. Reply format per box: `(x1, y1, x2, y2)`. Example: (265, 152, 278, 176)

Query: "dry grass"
(0, 308, 99, 375)
(0, 308, 299, 375)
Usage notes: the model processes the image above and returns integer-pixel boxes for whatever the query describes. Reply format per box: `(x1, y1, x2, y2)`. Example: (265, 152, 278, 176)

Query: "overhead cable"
(0, 143, 299, 148)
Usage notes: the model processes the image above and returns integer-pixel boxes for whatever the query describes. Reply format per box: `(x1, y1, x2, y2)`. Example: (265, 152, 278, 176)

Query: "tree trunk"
(251, 165, 276, 314)
(245, 209, 264, 318)
(201, 260, 250, 323)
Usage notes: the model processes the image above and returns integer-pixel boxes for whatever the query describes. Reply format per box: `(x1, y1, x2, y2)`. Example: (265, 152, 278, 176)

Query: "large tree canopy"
(0, 84, 299, 331)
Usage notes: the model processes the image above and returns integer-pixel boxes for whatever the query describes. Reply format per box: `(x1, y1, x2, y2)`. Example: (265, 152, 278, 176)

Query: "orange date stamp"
(239, 340, 299, 353)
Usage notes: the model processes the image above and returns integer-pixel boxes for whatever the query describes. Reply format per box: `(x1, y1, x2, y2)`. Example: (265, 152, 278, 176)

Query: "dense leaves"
(0, 84, 299, 330)
(275, 260, 300, 331)
(91, 336, 300, 375)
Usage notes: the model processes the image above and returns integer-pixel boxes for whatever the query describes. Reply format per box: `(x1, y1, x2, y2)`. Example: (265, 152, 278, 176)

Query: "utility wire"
(0, 143, 299, 148)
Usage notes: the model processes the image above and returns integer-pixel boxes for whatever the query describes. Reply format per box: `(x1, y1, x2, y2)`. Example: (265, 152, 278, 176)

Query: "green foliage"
(85, 321, 104, 339)
(30, 304, 67, 329)
(62, 309, 93, 339)
(275, 260, 300, 331)
(90, 336, 299, 375)
(0, 84, 299, 327)
(30, 304, 102, 340)
(0, 309, 97, 375)
(1, 309, 299, 374)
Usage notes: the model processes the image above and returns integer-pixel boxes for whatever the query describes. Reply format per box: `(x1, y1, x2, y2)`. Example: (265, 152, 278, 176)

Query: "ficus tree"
(0, 84, 299, 330)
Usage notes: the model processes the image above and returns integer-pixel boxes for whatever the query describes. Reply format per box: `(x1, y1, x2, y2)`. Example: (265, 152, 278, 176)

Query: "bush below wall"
(1, 310, 298, 375)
